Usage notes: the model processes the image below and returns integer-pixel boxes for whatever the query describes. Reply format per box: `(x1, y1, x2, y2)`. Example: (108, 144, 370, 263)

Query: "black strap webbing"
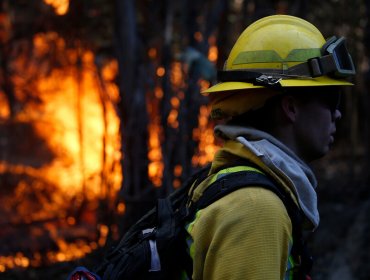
(217, 69, 262, 82)
(190, 169, 312, 278)
(196, 170, 290, 210)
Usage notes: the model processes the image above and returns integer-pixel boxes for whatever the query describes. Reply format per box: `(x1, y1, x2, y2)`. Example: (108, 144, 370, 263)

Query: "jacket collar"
(212, 125, 319, 230)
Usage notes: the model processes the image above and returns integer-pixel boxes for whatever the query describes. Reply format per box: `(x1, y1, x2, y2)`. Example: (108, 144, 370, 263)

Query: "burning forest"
(0, 0, 219, 275)
(0, 24, 122, 273)
(1, 0, 370, 279)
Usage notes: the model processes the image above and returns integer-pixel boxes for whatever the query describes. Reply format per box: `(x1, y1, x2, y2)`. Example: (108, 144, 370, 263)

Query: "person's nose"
(333, 109, 342, 121)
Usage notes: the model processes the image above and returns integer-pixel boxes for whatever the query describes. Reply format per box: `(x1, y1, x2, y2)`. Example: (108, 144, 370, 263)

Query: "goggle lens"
(323, 37, 356, 77)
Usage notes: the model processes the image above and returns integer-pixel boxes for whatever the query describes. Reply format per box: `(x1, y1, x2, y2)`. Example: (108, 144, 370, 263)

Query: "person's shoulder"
(191, 187, 293, 242)
(202, 186, 291, 223)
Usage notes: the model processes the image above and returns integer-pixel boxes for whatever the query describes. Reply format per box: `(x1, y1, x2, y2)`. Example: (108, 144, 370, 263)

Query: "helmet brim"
(202, 76, 353, 95)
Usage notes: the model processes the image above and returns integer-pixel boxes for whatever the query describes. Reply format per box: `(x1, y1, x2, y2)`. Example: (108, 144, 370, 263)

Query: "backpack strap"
(188, 168, 312, 278)
(196, 170, 282, 210)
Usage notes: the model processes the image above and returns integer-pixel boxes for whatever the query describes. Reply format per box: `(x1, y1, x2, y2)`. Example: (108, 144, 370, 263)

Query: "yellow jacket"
(186, 127, 318, 280)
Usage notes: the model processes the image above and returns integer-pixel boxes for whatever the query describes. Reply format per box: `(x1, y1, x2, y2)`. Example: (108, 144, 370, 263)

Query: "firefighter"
(186, 14, 355, 279)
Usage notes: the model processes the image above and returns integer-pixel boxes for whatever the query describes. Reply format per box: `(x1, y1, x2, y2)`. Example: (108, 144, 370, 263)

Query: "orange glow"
(208, 36, 218, 63)
(174, 165, 182, 177)
(154, 86, 164, 99)
(166, 62, 184, 129)
(170, 97, 180, 108)
(67, 216, 76, 225)
(167, 109, 179, 128)
(192, 105, 219, 166)
(0, 91, 10, 119)
(0, 32, 122, 271)
(0, 238, 99, 271)
(194, 31, 203, 42)
(117, 202, 126, 214)
(199, 79, 210, 92)
(32, 61, 122, 196)
(98, 225, 109, 247)
(156, 67, 166, 77)
(148, 48, 157, 59)
(148, 118, 164, 187)
(170, 62, 184, 88)
(102, 60, 119, 82)
(173, 179, 181, 189)
(208, 45, 218, 63)
(44, 0, 70, 15)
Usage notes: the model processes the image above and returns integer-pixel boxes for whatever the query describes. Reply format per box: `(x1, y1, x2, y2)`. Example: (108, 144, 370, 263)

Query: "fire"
(208, 36, 218, 63)
(166, 62, 184, 130)
(44, 0, 70, 15)
(147, 50, 165, 186)
(192, 104, 218, 166)
(0, 31, 122, 271)
(147, 62, 186, 186)
(147, 55, 219, 185)
(193, 39, 220, 165)
(148, 119, 164, 187)
(1, 11, 221, 272)
(156, 66, 166, 77)
(0, 92, 10, 119)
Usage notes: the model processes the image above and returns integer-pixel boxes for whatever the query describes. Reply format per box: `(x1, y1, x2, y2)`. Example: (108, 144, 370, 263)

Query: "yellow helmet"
(204, 15, 355, 119)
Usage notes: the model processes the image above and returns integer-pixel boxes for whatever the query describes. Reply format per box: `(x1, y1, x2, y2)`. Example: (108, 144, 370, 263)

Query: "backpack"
(69, 164, 312, 280)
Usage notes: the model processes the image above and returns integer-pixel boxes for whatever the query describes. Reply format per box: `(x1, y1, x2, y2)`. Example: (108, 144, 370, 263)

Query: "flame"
(191, 38, 220, 165)
(0, 91, 10, 119)
(29, 52, 121, 197)
(148, 119, 164, 187)
(156, 67, 166, 77)
(147, 83, 164, 186)
(148, 59, 219, 185)
(192, 79, 219, 166)
(0, 25, 220, 272)
(147, 62, 186, 186)
(0, 32, 122, 271)
(208, 36, 218, 63)
(117, 202, 126, 215)
(166, 62, 184, 129)
(44, 0, 70, 15)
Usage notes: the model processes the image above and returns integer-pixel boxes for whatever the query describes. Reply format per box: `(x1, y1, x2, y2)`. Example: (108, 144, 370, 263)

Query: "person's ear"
(280, 95, 299, 123)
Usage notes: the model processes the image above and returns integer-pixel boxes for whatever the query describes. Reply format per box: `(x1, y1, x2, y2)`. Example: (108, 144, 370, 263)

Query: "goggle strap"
(217, 70, 283, 88)
(317, 55, 337, 76)
(286, 55, 336, 77)
(217, 70, 262, 82)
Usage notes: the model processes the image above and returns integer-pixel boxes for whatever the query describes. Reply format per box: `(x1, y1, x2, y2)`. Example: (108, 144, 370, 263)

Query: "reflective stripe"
(186, 210, 203, 259)
(209, 165, 264, 185)
(285, 238, 295, 280)
(233, 49, 321, 65)
(186, 166, 265, 262)
(186, 165, 297, 279)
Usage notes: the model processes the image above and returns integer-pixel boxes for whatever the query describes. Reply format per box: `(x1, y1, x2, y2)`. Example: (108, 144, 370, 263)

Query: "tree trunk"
(115, 0, 152, 232)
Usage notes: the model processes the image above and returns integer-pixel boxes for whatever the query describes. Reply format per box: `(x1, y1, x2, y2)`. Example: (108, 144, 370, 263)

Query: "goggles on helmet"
(217, 36, 356, 86)
(306, 36, 356, 78)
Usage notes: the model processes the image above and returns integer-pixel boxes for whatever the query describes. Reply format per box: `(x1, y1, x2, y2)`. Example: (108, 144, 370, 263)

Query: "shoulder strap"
(196, 170, 289, 210)
(190, 168, 313, 278)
